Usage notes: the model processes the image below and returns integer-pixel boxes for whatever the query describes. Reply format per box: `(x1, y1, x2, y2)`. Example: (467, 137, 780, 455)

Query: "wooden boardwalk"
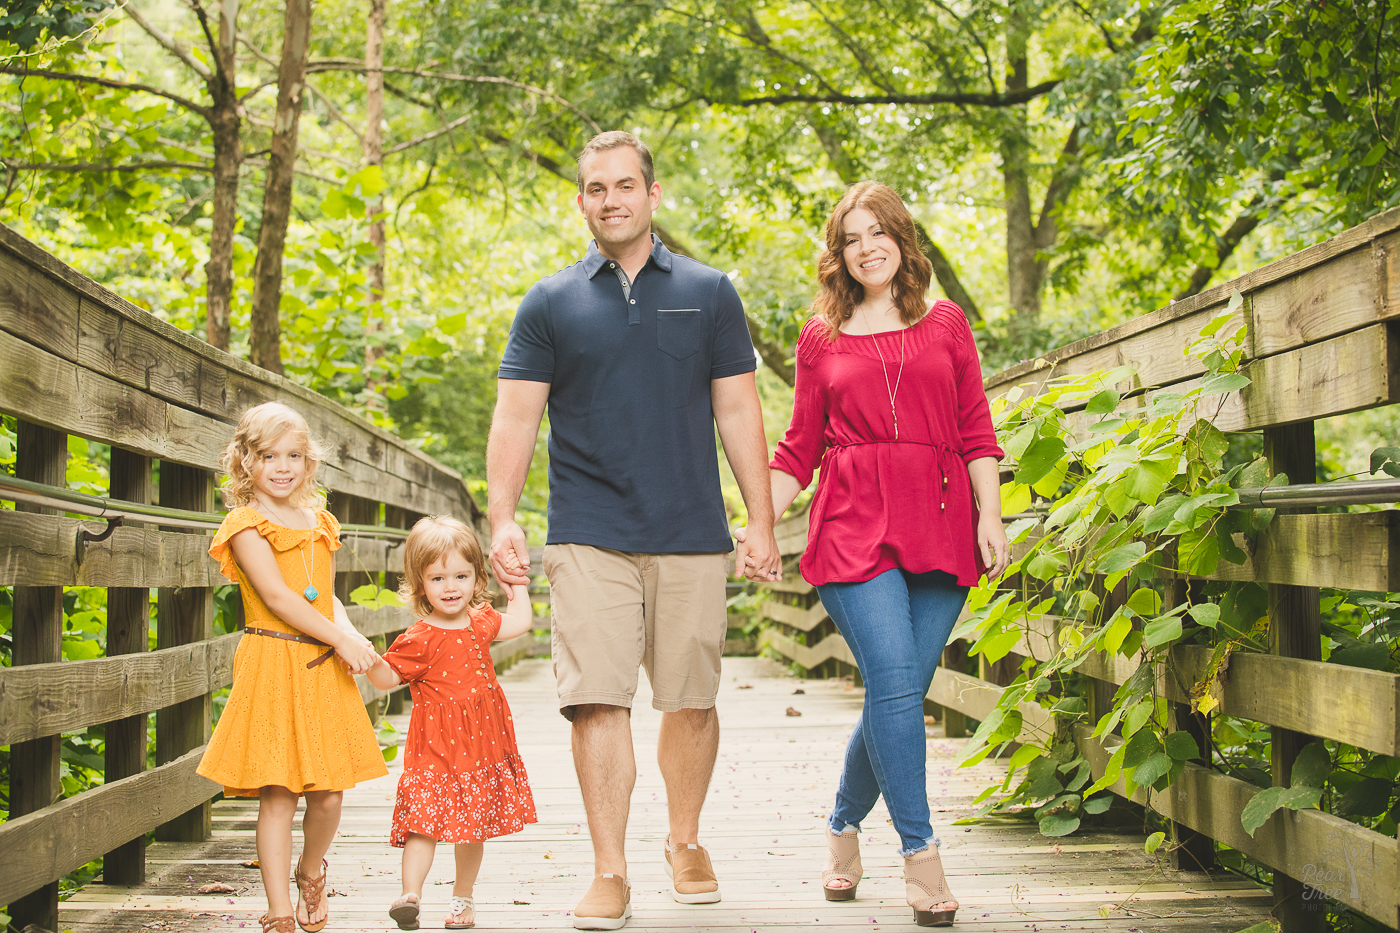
(60, 657, 1273, 933)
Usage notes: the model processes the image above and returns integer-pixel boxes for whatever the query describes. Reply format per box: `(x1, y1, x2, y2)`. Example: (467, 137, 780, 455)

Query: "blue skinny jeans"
(816, 568, 968, 855)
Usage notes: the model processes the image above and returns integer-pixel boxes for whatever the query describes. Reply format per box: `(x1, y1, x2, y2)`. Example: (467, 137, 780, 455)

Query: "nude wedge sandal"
(904, 845, 958, 926)
(821, 828, 862, 901)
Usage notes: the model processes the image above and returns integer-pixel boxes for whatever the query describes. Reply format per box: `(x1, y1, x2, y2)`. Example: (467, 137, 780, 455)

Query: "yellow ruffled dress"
(197, 507, 388, 797)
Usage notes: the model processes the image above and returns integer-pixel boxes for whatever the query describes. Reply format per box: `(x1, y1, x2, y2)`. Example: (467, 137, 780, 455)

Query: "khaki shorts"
(543, 543, 729, 719)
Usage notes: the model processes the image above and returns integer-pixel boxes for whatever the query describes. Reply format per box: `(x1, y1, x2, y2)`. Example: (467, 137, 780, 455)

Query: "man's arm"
(485, 378, 550, 591)
(712, 371, 781, 581)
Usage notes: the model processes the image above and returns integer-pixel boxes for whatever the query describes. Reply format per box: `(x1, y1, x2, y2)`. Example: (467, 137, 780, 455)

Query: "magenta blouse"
(770, 301, 1004, 586)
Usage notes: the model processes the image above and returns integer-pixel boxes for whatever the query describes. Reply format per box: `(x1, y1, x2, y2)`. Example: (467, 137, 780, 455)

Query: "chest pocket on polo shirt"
(656, 309, 703, 360)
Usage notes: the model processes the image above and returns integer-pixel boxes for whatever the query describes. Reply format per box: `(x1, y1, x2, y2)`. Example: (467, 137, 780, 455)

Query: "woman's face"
(840, 206, 902, 298)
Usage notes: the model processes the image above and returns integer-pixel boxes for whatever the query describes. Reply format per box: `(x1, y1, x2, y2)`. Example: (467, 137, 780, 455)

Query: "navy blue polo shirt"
(499, 235, 757, 553)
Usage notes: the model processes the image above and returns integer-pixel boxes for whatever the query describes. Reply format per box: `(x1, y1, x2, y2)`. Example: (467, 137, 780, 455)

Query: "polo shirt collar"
(582, 233, 674, 278)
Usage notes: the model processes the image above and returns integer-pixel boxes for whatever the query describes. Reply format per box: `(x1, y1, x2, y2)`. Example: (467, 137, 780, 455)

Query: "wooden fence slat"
(760, 599, 829, 633)
(343, 603, 412, 639)
(0, 633, 240, 746)
(0, 748, 217, 907)
(1075, 725, 1399, 930)
(1250, 242, 1385, 357)
(984, 207, 1400, 402)
(1200, 511, 1397, 591)
(0, 247, 79, 362)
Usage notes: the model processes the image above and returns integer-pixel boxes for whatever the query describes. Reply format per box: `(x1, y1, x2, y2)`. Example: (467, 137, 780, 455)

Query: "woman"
(739, 182, 1008, 927)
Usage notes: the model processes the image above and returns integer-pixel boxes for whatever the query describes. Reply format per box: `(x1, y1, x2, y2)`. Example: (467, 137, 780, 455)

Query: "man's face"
(576, 147, 661, 254)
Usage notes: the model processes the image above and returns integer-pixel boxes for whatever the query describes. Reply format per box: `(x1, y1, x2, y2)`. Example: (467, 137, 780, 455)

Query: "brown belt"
(244, 626, 336, 668)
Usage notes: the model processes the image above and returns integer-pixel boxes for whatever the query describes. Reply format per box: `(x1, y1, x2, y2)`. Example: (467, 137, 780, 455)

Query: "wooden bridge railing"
(0, 223, 529, 930)
(758, 206, 1400, 931)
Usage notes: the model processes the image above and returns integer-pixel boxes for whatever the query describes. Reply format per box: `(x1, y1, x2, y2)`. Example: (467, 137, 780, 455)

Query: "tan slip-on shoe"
(822, 828, 862, 900)
(664, 835, 721, 904)
(905, 845, 959, 927)
(572, 873, 631, 930)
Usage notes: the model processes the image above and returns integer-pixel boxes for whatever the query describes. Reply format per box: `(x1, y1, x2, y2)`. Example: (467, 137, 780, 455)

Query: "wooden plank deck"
(59, 657, 1274, 932)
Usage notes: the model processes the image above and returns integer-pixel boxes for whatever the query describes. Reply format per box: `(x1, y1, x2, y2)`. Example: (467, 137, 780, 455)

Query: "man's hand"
(489, 520, 532, 593)
(733, 524, 783, 583)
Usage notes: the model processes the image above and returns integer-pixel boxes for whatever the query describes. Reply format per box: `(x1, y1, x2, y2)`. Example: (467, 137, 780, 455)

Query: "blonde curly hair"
(220, 402, 328, 509)
(397, 516, 492, 618)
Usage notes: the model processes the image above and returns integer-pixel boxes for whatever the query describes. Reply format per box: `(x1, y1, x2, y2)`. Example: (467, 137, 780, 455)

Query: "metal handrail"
(0, 474, 411, 539)
(1231, 477, 1400, 510)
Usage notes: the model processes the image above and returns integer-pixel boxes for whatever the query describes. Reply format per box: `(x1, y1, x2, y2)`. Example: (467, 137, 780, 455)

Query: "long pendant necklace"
(859, 303, 907, 440)
(299, 543, 319, 602)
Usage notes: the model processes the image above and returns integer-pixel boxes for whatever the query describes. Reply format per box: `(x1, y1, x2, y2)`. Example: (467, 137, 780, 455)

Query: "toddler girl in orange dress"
(367, 516, 537, 930)
(198, 402, 388, 933)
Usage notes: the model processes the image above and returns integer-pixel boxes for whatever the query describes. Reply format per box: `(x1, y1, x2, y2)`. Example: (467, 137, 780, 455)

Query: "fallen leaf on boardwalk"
(240, 860, 259, 868)
(1098, 904, 1115, 918)
(544, 850, 555, 859)
(514, 899, 531, 905)
(737, 683, 753, 689)
(786, 707, 802, 717)
(361, 864, 392, 876)
(198, 882, 236, 894)
(767, 850, 795, 856)
(565, 823, 582, 834)
(327, 888, 348, 896)
(792, 688, 805, 694)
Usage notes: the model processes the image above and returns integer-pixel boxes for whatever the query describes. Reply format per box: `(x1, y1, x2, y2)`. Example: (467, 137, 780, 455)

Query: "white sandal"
(446, 895, 476, 930)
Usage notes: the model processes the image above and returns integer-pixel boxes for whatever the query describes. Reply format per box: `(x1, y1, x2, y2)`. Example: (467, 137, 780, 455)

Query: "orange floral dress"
(197, 507, 388, 797)
(383, 607, 537, 846)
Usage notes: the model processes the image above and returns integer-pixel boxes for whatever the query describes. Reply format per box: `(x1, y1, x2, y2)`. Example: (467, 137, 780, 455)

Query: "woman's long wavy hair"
(812, 182, 933, 341)
(397, 516, 493, 617)
(220, 402, 328, 509)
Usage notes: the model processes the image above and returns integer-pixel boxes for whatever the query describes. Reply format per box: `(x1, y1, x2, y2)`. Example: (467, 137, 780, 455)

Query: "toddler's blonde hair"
(220, 402, 328, 509)
(398, 516, 492, 618)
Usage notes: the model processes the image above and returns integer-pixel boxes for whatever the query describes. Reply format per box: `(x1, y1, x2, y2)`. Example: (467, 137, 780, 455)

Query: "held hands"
(733, 525, 783, 583)
(489, 521, 531, 595)
(334, 632, 379, 675)
(978, 512, 1011, 581)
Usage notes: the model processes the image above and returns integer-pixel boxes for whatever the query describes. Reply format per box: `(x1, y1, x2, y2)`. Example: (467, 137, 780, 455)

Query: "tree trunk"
(249, 0, 314, 375)
(204, 0, 241, 351)
(363, 0, 386, 403)
(1001, 4, 1043, 343)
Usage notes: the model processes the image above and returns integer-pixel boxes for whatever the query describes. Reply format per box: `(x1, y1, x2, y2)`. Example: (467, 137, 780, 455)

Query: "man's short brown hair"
(576, 130, 655, 193)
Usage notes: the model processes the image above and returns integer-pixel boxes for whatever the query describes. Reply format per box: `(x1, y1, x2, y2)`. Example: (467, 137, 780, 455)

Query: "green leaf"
(1086, 389, 1120, 415)
(1132, 751, 1174, 787)
(1098, 542, 1146, 576)
(1144, 831, 1166, 854)
(1201, 372, 1251, 395)
(1291, 742, 1330, 788)
(1371, 446, 1400, 476)
(1082, 795, 1113, 815)
(1016, 435, 1068, 486)
(346, 164, 388, 197)
(1122, 728, 1161, 769)
(1179, 526, 1220, 577)
(1126, 458, 1176, 505)
(1164, 731, 1200, 761)
(1038, 813, 1081, 837)
(321, 188, 364, 220)
(1335, 778, 1393, 818)
(1001, 482, 1032, 515)
(1187, 603, 1221, 628)
(1240, 785, 1322, 836)
(1126, 587, 1161, 617)
(1143, 614, 1183, 649)
(1102, 610, 1134, 655)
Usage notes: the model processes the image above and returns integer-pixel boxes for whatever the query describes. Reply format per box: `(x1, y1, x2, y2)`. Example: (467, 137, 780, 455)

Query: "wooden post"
(155, 461, 216, 842)
(1167, 576, 1215, 873)
(941, 640, 968, 738)
(1264, 422, 1327, 932)
(330, 493, 379, 719)
(384, 505, 409, 715)
(8, 420, 66, 931)
(103, 448, 154, 885)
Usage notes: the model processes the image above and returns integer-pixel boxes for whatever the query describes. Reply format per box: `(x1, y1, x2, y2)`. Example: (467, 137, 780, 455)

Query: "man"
(486, 130, 782, 931)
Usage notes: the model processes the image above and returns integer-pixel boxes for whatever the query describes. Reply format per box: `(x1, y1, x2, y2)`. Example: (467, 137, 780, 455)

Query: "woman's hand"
(734, 525, 782, 582)
(978, 511, 1010, 580)
(335, 634, 380, 675)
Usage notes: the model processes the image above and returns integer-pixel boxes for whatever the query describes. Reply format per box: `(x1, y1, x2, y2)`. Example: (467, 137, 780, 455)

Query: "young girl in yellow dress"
(198, 402, 388, 933)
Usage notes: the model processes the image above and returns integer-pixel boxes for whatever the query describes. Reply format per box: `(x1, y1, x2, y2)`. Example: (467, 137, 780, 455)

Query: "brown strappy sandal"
(904, 845, 958, 927)
(294, 857, 329, 933)
(260, 914, 297, 933)
(821, 828, 862, 901)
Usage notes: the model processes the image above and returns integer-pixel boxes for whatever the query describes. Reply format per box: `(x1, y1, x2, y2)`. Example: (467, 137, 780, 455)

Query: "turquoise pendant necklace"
(299, 544, 319, 602)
